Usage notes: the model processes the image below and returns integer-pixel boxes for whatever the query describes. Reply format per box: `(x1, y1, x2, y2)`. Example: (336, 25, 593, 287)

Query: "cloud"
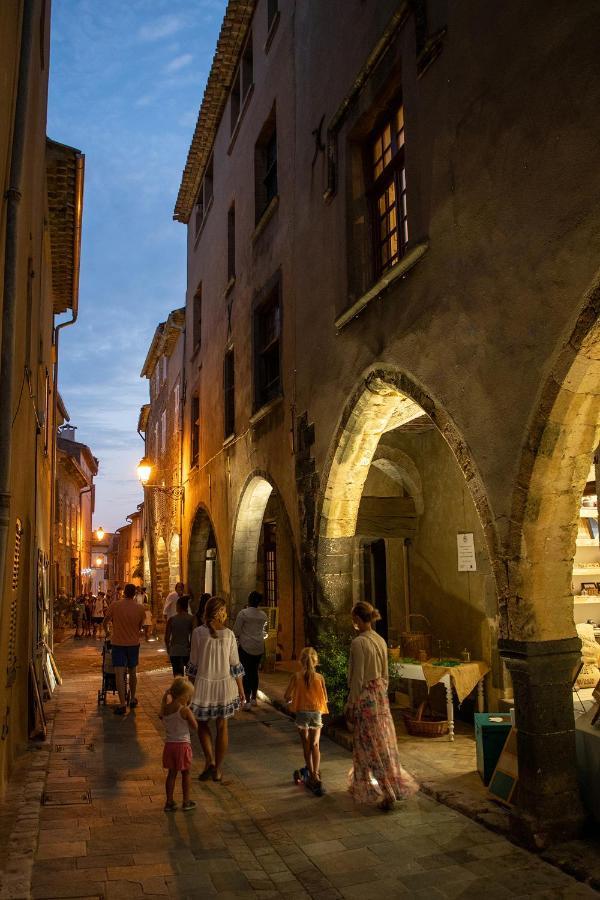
(164, 53, 193, 74)
(137, 15, 184, 42)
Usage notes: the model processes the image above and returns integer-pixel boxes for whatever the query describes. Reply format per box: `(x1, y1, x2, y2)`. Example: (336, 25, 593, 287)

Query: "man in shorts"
(104, 583, 145, 715)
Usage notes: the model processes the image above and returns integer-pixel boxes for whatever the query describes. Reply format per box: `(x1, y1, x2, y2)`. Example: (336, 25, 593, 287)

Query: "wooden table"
(394, 660, 487, 741)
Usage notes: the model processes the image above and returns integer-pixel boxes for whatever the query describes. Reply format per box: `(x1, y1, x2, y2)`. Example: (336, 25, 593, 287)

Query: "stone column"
(498, 637, 585, 847)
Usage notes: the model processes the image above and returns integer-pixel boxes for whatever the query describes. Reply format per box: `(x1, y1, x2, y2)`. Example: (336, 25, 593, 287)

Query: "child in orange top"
(284, 647, 328, 794)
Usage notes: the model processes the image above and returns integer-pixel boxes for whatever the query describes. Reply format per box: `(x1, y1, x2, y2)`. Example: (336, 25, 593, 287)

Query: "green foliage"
(316, 628, 351, 717)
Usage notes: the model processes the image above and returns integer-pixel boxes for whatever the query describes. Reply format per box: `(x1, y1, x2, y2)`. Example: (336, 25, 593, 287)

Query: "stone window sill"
(335, 241, 429, 331)
(252, 195, 279, 245)
(249, 394, 283, 426)
(228, 84, 255, 157)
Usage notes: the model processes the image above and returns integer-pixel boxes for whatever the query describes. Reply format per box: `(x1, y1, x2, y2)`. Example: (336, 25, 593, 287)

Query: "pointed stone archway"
(155, 536, 169, 604)
(230, 475, 274, 615)
(187, 506, 220, 598)
(168, 533, 180, 586)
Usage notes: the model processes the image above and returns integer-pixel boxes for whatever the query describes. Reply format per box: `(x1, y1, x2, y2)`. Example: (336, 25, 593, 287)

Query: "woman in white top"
(188, 596, 245, 782)
(233, 590, 268, 708)
(345, 600, 418, 810)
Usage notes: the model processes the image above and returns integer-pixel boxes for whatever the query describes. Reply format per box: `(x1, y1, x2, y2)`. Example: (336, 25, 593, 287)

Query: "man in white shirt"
(233, 591, 268, 709)
(163, 582, 184, 620)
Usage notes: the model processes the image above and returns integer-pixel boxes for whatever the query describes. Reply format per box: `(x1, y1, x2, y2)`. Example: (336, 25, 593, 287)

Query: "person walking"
(345, 600, 419, 811)
(188, 597, 245, 783)
(159, 676, 197, 812)
(163, 582, 184, 620)
(104, 582, 146, 716)
(142, 598, 153, 642)
(165, 596, 194, 675)
(92, 592, 106, 639)
(284, 646, 328, 795)
(233, 591, 268, 709)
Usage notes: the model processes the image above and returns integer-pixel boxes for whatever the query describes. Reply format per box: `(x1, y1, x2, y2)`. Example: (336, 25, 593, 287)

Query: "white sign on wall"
(457, 532, 477, 572)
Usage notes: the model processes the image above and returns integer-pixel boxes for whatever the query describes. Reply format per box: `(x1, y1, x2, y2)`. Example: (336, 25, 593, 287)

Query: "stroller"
(97, 638, 129, 705)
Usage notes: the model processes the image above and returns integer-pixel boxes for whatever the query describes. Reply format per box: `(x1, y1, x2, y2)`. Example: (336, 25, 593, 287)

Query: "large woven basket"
(401, 701, 449, 737)
(400, 613, 432, 659)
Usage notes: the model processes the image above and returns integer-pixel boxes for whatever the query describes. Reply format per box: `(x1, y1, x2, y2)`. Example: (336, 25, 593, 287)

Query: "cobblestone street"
(0, 638, 593, 899)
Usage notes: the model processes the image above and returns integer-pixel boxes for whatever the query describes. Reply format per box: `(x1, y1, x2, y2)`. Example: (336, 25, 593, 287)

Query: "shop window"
(369, 102, 408, 276)
(227, 204, 236, 282)
(263, 522, 277, 606)
(254, 284, 281, 409)
(195, 157, 214, 234)
(230, 32, 253, 134)
(190, 395, 200, 468)
(223, 348, 235, 439)
(193, 284, 202, 351)
(255, 109, 278, 223)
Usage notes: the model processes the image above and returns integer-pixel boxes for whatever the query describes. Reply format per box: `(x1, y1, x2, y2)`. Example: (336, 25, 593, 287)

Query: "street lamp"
(95, 526, 105, 541)
(137, 456, 153, 485)
(95, 556, 104, 567)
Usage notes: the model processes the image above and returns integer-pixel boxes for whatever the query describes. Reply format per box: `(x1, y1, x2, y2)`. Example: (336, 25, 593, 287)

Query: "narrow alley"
(3, 637, 595, 900)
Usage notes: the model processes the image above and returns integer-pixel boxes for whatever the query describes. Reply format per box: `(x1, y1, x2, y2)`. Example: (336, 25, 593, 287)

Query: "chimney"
(60, 425, 77, 441)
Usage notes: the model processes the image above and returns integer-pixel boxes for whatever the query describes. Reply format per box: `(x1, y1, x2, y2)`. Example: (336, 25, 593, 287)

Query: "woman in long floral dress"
(345, 601, 419, 810)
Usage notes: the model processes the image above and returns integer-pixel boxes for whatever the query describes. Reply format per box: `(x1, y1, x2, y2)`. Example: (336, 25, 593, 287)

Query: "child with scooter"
(284, 647, 328, 796)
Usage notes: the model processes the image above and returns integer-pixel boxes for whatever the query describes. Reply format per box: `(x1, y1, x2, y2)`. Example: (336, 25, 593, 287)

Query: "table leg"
(445, 679, 454, 742)
(477, 678, 485, 713)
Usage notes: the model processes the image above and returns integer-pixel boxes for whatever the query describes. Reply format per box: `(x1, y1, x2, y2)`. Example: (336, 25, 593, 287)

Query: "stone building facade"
(140, 309, 185, 608)
(171, 0, 600, 842)
(0, 0, 85, 784)
(54, 425, 98, 599)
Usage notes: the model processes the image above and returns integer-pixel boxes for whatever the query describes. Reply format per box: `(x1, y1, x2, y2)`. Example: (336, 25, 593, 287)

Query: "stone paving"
(1, 637, 599, 899)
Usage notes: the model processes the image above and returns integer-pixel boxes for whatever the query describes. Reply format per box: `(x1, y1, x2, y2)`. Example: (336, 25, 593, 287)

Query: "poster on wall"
(457, 532, 477, 572)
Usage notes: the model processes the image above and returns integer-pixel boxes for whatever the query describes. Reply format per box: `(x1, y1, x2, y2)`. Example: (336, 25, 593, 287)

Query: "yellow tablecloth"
(421, 660, 489, 703)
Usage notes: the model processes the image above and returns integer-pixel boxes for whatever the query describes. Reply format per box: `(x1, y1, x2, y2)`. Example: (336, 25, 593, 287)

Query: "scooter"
(293, 766, 325, 797)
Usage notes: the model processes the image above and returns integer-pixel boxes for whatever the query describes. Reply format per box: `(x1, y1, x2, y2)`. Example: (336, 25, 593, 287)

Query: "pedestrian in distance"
(163, 582, 185, 621)
(233, 590, 268, 709)
(73, 596, 85, 639)
(284, 647, 329, 795)
(188, 596, 245, 783)
(345, 600, 419, 811)
(92, 592, 106, 639)
(165, 596, 194, 675)
(142, 598, 153, 642)
(159, 676, 197, 812)
(103, 582, 146, 715)
(194, 592, 211, 630)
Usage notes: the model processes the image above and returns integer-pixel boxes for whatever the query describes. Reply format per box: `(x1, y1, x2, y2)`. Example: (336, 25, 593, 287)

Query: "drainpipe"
(48, 153, 83, 617)
(0, 0, 36, 623)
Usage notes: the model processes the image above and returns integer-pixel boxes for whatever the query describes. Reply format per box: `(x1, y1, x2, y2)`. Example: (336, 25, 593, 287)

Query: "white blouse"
(347, 629, 389, 702)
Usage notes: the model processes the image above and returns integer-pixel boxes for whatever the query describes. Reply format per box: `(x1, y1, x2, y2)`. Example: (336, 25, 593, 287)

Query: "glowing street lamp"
(137, 456, 153, 485)
(95, 526, 105, 541)
(96, 556, 104, 567)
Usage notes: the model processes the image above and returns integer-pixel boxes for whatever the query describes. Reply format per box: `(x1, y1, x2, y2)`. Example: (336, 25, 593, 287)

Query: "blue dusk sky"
(47, 0, 226, 531)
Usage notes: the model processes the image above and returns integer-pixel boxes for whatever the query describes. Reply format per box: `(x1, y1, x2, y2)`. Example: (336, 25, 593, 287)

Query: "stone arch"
(508, 283, 600, 641)
(168, 533, 180, 585)
(316, 366, 503, 621)
(230, 474, 274, 613)
(371, 442, 425, 516)
(188, 505, 219, 598)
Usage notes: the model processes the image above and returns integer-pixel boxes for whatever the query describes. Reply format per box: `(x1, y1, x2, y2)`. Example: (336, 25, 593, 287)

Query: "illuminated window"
(370, 103, 407, 276)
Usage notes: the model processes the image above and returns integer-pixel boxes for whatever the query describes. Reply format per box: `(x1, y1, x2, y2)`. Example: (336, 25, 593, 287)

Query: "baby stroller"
(97, 638, 129, 705)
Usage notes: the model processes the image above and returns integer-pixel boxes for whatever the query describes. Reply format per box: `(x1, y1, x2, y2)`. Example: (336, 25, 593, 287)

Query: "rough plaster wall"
(387, 428, 495, 665)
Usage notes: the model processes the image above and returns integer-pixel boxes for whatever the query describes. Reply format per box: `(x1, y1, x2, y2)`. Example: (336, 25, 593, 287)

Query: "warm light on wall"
(96, 556, 104, 567)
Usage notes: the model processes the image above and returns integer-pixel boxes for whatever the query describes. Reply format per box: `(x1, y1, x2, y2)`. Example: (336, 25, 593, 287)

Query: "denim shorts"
(111, 645, 140, 668)
(296, 711, 322, 730)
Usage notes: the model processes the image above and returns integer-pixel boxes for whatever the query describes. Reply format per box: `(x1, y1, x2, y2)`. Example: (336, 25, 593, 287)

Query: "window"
(267, 0, 278, 30)
(223, 348, 235, 439)
(254, 285, 281, 408)
(190, 395, 200, 467)
(370, 102, 408, 276)
(195, 157, 214, 234)
(227, 204, 236, 282)
(160, 410, 167, 454)
(230, 32, 253, 134)
(255, 110, 278, 222)
(263, 523, 277, 606)
(173, 383, 180, 433)
(193, 284, 202, 351)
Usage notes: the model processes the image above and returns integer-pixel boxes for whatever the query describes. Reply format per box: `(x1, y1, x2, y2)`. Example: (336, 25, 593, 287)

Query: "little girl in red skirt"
(159, 677, 197, 812)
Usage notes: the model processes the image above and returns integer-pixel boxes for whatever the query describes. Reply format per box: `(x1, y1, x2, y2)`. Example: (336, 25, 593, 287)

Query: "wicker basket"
(401, 701, 449, 737)
(400, 613, 432, 659)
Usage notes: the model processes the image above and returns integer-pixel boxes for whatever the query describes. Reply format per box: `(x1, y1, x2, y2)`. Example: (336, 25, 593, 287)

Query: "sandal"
(198, 764, 215, 781)
(212, 770, 230, 785)
(164, 801, 177, 812)
(182, 800, 196, 811)
(129, 698, 139, 708)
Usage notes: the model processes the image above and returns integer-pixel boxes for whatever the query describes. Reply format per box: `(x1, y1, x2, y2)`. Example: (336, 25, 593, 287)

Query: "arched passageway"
(168, 533, 180, 586)
(188, 506, 220, 599)
(231, 474, 303, 660)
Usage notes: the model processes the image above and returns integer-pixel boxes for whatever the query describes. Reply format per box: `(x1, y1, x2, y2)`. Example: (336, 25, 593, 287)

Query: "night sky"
(47, 0, 226, 530)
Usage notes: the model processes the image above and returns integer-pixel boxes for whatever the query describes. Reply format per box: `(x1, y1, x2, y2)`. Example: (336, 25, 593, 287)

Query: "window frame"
(192, 284, 202, 353)
(255, 109, 278, 224)
(253, 281, 282, 410)
(190, 395, 200, 468)
(230, 31, 254, 135)
(368, 101, 408, 278)
(195, 156, 214, 235)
